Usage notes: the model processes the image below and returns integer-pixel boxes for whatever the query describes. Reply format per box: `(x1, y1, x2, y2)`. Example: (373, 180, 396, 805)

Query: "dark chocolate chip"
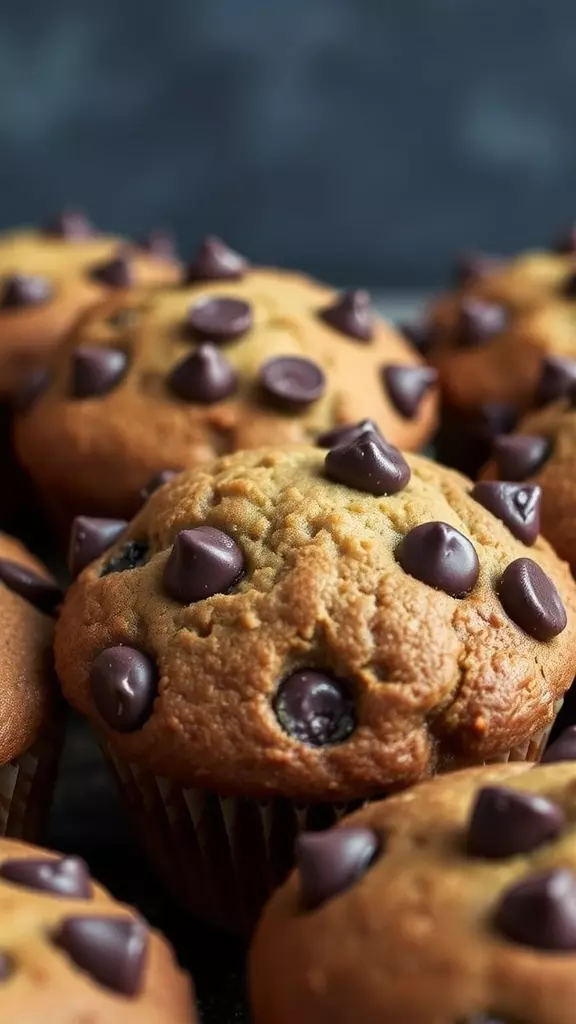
(316, 419, 384, 449)
(0, 856, 91, 898)
(101, 540, 149, 576)
(319, 289, 373, 342)
(169, 344, 238, 403)
(536, 355, 576, 407)
(492, 435, 551, 481)
(12, 367, 51, 414)
(467, 785, 564, 858)
(53, 916, 147, 995)
(259, 355, 325, 410)
(325, 430, 411, 496)
(563, 271, 576, 299)
(274, 669, 355, 746)
(542, 726, 576, 763)
(395, 522, 479, 598)
(0, 273, 52, 310)
(296, 828, 380, 910)
(382, 365, 437, 419)
(497, 557, 567, 641)
(453, 251, 502, 287)
(138, 229, 177, 260)
(186, 296, 252, 342)
(163, 527, 244, 604)
(0, 560, 62, 616)
(186, 236, 248, 283)
(553, 224, 576, 254)
(471, 482, 541, 546)
(70, 346, 128, 399)
(398, 320, 435, 355)
(458, 298, 507, 348)
(140, 469, 181, 503)
(91, 254, 133, 289)
(474, 403, 518, 441)
(494, 869, 576, 950)
(90, 646, 158, 732)
(68, 517, 127, 578)
(43, 209, 94, 239)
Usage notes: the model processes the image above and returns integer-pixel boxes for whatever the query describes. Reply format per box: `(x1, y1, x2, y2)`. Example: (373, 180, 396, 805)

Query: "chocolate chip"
(492, 435, 551, 481)
(163, 527, 244, 604)
(186, 296, 252, 342)
(395, 522, 479, 598)
(0, 560, 62, 616)
(471, 482, 541, 546)
(53, 916, 147, 995)
(138, 229, 177, 260)
(140, 469, 181, 503)
(0, 856, 91, 898)
(0, 274, 52, 310)
(169, 344, 238, 403)
(494, 869, 576, 950)
(398, 320, 435, 355)
(542, 726, 576, 763)
(325, 431, 411, 496)
(43, 209, 94, 239)
(70, 346, 128, 399)
(453, 251, 501, 287)
(497, 557, 567, 640)
(91, 255, 133, 289)
(296, 828, 380, 910)
(474, 403, 518, 441)
(101, 540, 149, 576)
(319, 289, 373, 342)
(382, 365, 437, 419)
(563, 271, 576, 299)
(458, 298, 507, 348)
(536, 355, 576, 407)
(553, 224, 576, 254)
(90, 646, 158, 732)
(274, 669, 355, 746)
(186, 236, 248, 283)
(467, 785, 564, 858)
(259, 356, 325, 410)
(316, 419, 384, 449)
(68, 517, 127, 578)
(12, 367, 51, 414)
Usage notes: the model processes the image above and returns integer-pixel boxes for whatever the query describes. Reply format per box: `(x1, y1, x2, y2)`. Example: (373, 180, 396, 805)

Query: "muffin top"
(0, 836, 193, 1022)
(249, 746, 576, 1024)
(55, 439, 576, 800)
(0, 532, 62, 765)
(15, 242, 438, 522)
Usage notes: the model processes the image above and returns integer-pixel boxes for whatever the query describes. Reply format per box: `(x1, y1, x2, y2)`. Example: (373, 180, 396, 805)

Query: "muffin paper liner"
(0, 720, 63, 841)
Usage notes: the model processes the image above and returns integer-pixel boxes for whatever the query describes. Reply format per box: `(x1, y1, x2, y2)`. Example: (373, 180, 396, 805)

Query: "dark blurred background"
(1, 1, 575, 285)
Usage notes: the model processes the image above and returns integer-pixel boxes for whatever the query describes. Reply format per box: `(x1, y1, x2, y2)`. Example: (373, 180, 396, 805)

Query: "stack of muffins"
(4, 212, 576, 1022)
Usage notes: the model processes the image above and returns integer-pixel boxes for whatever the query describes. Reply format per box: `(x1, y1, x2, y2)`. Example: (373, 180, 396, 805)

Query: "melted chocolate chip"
(274, 669, 355, 746)
(259, 356, 325, 410)
(542, 726, 576, 763)
(12, 367, 51, 414)
(163, 527, 244, 604)
(536, 356, 576, 407)
(68, 517, 127, 578)
(395, 522, 479, 598)
(494, 869, 576, 950)
(70, 346, 128, 399)
(186, 236, 248, 283)
(91, 255, 133, 289)
(0, 274, 52, 310)
(186, 296, 252, 342)
(497, 557, 567, 641)
(90, 646, 158, 732)
(138, 229, 177, 260)
(101, 540, 149, 576)
(316, 419, 384, 449)
(169, 344, 238, 403)
(0, 560, 62, 616)
(492, 435, 551, 481)
(319, 289, 373, 342)
(140, 469, 181, 503)
(43, 209, 94, 239)
(0, 856, 91, 898)
(296, 828, 380, 910)
(467, 785, 564, 858)
(453, 251, 502, 287)
(325, 430, 411, 495)
(471, 482, 541, 546)
(458, 298, 507, 348)
(53, 916, 148, 995)
(382, 365, 437, 419)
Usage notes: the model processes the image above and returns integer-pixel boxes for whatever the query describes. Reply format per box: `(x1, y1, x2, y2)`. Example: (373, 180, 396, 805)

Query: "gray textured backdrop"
(1, 0, 575, 285)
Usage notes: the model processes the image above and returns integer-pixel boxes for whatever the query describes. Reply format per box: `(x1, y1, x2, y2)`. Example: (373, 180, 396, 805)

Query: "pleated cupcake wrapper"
(0, 723, 63, 841)
(479, 701, 561, 766)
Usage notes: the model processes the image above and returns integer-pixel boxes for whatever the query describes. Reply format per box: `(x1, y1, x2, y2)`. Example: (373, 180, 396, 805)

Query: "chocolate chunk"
(0, 273, 52, 310)
(138, 229, 177, 260)
(274, 669, 355, 746)
(494, 869, 576, 950)
(497, 557, 567, 640)
(43, 209, 94, 239)
(259, 356, 325, 410)
(542, 726, 576, 763)
(186, 236, 248, 283)
(536, 355, 576, 407)
(169, 344, 238, 403)
(382, 365, 437, 418)
(398, 320, 435, 355)
(458, 298, 507, 348)
(90, 646, 158, 732)
(296, 828, 380, 910)
(0, 560, 62, 616)
(163, 527, 244, 604)
(68, 517, 127, 578)
(319, 289, 373, 342)
(0, 856, 91, 898)
(53, 916, 147, 995)
(471, 482, 541, 545)
(325, 430, 411, 496)
(467, 785, 564, 858)
(453, 251, 501, 287)
(395, 522, 479, 598)
(186, 296, 252, 342)
(12, 367, 51, 414)
(140, 469, 181, 503)
(70, 346, 128, 398)
(492, 435, 551, 481)
(91, 254, 133, 289)
(101, 540, 149, 576)
(553, 224, 576, 254)
(316, 419, 384, 449)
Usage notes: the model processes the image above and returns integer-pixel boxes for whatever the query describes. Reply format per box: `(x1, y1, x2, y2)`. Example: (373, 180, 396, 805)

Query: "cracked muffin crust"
(15, 240, 438, 527)
(249, 753, 576, 1024)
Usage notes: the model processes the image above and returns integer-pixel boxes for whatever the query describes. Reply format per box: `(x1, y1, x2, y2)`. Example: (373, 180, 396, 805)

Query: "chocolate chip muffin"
(0, 835, 193, 1021)
(14, 237, 438, 529)
(0, 531, 63, 839)
(250, 749, 576, 1024)
(54, 437, 576, 929)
